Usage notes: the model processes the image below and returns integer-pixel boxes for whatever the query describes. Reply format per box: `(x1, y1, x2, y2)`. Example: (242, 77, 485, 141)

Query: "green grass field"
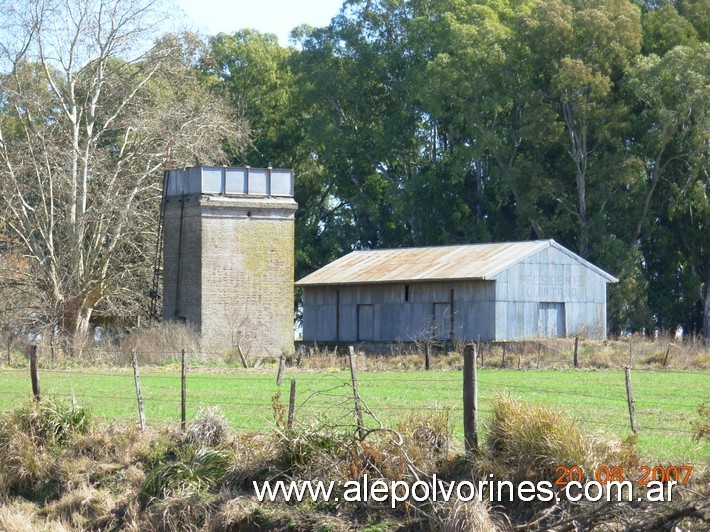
(0, 366, 707, 465)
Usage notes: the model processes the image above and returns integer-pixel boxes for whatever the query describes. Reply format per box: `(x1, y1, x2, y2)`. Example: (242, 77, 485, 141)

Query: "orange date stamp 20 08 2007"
(555, 465, 693, 486)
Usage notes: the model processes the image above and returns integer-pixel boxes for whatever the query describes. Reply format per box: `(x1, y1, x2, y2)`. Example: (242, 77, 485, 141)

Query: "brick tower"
(162, 166, 297, 355)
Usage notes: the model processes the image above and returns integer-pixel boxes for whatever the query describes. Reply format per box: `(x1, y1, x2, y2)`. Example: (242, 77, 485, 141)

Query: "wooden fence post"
(237, 344, 248, 369)
(348, 346, 365, 440)
(477, 335, 482, 367)
(424, 343, 430, 370)
(131, 349, 146, 431)
(501, 343, 506, 368)
(537, 343, 541, 369)
(624, 367, 637, 433)
(30, 345, 41, 402)
(463, 343, 478, 455)
(573, 336, 579, 369)
(181, 348, 187, 431)
(662, 347, 670, 367)
(276, 353, 286, 386)
(287, 379, 297, 429)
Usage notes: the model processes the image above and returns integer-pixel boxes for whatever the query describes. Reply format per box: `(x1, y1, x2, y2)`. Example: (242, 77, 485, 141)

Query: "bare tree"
(0, 0, 248, 342)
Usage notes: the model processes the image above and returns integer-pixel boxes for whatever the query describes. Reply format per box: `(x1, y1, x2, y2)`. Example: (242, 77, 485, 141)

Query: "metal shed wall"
(301, 280, 496, 342)
(492, 246, 608, 340)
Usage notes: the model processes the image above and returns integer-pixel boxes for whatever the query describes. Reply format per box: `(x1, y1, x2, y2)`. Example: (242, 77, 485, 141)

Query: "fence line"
(0, 351, 706, 463)
(0, 370, 703, 411)
(0, 386, 699, 436)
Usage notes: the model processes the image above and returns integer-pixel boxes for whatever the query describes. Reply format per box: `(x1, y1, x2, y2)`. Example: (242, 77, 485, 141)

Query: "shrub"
(276, 429, 345, 475)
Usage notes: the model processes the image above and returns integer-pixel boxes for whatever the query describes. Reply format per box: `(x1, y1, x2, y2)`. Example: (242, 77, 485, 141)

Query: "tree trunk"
(705, 272, 710, 340)
(59, 289, 102, 337)
(562, 101, 589, 258)
(630, 155, 663, 246)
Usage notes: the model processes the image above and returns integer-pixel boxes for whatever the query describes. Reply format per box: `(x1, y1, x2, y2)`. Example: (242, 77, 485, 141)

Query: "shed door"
(434, 303, 452, 340)
(538, 302, 565, 337)
(358, 304, 374, 341)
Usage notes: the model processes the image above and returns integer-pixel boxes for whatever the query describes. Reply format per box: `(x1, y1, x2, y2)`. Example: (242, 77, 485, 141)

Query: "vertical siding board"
(496, 302, 508, 341)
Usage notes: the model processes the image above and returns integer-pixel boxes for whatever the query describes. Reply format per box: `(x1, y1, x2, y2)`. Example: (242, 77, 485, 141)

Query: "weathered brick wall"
(163, 197, 202, 325)
(163, 195, 297, 355)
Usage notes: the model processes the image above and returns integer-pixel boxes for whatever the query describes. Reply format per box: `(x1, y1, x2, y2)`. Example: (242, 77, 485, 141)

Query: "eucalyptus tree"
(626, 43, 709, 334)
(407, 0, 559, 243)
(522, 0, 642, 259)
(0, 0, 248, 340)
(294, 0, 421, 251)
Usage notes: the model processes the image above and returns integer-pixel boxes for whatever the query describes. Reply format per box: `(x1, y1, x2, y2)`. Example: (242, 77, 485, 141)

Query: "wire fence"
(0, 348, 707, 466)
(3, 332, 709, 372)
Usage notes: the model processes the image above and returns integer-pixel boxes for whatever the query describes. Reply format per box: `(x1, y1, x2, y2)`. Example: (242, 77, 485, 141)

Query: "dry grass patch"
(396, 409, 453, 472)
(0, 397, 90, 499)
(43, 485, 115, 529)
(122, 322, 202, 366)
(0, 498, 70, 532)
(433, 498, 500, 532)
(184, 407, 231, 448)
(485, 395, 640, 486)
(142, 493, 210, 532)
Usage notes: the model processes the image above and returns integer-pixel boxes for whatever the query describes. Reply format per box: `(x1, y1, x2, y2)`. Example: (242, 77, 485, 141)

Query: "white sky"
(174, 0, 345, 45)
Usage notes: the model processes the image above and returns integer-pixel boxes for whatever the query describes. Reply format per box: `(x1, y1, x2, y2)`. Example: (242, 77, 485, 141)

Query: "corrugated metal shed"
(296, 240, 617, 286)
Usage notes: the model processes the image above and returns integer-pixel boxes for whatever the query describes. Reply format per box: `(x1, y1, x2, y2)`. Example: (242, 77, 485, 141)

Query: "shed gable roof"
(296, 240, 618, 286)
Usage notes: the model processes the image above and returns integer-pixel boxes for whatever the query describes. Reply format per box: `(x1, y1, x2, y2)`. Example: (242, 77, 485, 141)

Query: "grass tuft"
(142, 493, 209, 532)
(396, 409, 452, 471)
(185, 407, 230, 447)
(140, 445, 231, 502)
(435, 499, 499, 532)
(485, 395, 639, 485)
(13, 397, 91, 448)
(0, 398, 91, 499)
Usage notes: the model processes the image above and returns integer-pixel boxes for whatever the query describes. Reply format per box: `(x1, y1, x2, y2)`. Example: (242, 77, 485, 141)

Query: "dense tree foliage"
(204, 0, 707, 336)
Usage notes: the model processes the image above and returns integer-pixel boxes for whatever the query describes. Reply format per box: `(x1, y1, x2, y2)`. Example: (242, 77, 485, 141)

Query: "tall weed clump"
(185, 407, 230, 447)
(14, 398, 92, 447)
(0, 398, 92, 498)
(485, 395, 638, 485)
(396, 409, 452, 471)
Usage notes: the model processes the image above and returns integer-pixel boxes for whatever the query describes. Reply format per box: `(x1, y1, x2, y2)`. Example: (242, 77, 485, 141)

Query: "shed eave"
(477, 240, 552, 279)
(295, 276, 489, 287)
(483, 239, 619, 283)
(549, 241, 618, 283)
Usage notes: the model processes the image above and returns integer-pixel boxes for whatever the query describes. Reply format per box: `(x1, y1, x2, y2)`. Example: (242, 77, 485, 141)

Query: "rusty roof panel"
(296, 240, 549, 286)
(296, 240, 618, 286)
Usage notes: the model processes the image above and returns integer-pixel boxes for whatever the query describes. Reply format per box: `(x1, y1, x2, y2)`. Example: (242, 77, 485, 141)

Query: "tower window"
(404, 284, 410, 302)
